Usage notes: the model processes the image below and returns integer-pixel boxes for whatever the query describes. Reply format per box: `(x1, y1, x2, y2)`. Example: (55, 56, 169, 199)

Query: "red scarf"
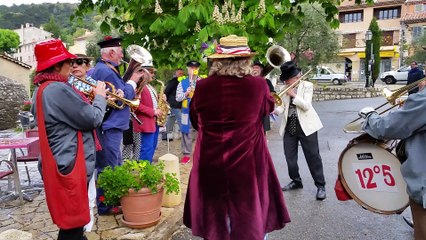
(34, 72, 102, 151)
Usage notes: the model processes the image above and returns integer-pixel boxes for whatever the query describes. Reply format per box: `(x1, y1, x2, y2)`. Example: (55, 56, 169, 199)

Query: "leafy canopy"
(0, 29, 20, 53)
(75, 0, 374, 69)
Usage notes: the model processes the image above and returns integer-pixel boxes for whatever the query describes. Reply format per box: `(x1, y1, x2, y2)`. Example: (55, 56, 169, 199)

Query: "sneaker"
(316, 187, 326, 201)
(281, 181, 303, 191)
(181, 156, 191, 164)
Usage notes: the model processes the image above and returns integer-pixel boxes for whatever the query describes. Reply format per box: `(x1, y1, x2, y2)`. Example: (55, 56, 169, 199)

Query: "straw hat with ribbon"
(207, 35, 257, 59)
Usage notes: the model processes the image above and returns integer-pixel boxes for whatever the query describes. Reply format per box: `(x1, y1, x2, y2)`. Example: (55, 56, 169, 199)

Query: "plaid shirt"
(68, 75, 97, 93)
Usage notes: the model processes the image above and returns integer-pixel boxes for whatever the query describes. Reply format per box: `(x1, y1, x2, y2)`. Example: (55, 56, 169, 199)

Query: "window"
(342, 34, 356, 48)
(414, 4, 425, 12)
(412, 26, 425, 39)
(339, 11, 363, 23)
(382, 31, 394, 46)
(374, 7, 401, 20)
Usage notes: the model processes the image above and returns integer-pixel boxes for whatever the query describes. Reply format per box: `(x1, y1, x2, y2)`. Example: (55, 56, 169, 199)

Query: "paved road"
(171, 96, 414, 240)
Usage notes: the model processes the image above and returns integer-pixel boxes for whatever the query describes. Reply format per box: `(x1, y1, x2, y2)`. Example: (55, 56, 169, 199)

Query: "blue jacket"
(407, 67, 425, 94)
(91, 60, 135, 130)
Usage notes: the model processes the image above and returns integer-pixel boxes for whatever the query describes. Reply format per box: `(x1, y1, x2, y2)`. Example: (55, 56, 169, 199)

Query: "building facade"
(12, 23, 53, 67)
(0, 53, 32, 95)
(336, 0, 406, 82)
(400, 0, 426, 61)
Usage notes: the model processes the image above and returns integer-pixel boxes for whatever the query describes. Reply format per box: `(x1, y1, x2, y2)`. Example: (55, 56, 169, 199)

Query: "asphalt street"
(171, 92, 414, 240)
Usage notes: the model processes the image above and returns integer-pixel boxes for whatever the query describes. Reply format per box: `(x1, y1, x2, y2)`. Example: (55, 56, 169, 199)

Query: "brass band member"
(32, 39, 107, 240)
(92, 36, 144, 215)
(133, 63, 163, 163)
(275, 61, 326, 201)
(176, 60, 201, 164)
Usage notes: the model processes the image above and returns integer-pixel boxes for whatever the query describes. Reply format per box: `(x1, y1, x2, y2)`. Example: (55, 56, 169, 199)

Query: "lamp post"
(365, 30, 373, 87)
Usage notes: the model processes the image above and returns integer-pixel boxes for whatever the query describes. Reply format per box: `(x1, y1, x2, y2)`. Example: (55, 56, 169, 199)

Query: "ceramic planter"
(120, 187, 164, 229)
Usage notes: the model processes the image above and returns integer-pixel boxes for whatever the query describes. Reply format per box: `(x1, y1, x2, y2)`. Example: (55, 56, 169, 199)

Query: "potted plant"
(97, 160, 180, 228)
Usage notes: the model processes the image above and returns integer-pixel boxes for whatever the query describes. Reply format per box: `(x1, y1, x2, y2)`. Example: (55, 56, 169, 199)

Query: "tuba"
(123, 44, 154, 125)
(263, 45, 292, 105)
(263, 45, 291, 77)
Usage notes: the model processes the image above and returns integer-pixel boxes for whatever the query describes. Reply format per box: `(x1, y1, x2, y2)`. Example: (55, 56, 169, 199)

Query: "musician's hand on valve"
(94, 81, 107, 98)
(130, 70, 146, 84)
(116, 89, 124, 98)
(358, 107, 376, 119)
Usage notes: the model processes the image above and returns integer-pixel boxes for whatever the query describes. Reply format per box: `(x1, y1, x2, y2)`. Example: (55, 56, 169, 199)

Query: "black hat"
(252, 60, 265, 68)
(97, 36, 122, 48)
(186, 60, 201, 67)
(280, 61, 301, 82)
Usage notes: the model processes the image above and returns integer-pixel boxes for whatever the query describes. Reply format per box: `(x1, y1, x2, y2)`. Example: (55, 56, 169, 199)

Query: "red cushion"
(0, 170, 13, 179)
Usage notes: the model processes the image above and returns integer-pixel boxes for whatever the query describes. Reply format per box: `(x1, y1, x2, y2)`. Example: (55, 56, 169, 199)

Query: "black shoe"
(282, 181, 303, 191)
(316, 187, 326, 200)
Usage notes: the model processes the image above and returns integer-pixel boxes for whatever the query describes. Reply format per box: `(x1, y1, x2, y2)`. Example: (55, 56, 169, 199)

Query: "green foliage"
(278, 3, 339, 71)
(0, 29, 19, 53)
(97, 160, 180, 206)
(42, 16, 61, 38)
(365, 18, 381, 84)
(0, 3, 94, 31)
(29, 69, 36, 97)
(74, 0, 378, 69)
(405, 34, 426, 65)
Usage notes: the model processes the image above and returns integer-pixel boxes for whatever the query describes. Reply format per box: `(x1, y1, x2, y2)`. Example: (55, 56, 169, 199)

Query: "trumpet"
(271, 68, 313, 106)
(70, 74, 140, 110)
(343, 77, 426, 133)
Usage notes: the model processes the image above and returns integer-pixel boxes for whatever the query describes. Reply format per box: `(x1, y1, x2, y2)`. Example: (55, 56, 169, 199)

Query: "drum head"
(339, 142, 409, 214)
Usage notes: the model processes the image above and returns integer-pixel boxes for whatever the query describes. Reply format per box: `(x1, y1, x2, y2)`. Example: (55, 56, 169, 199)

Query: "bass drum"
(338, 134, 409, 215)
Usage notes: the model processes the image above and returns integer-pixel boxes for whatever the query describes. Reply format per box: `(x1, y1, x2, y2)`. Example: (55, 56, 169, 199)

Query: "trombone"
(343, 77, 426, 133)
(271, 68, 313, 106)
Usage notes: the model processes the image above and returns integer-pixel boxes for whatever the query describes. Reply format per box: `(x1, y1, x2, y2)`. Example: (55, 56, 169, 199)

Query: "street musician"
(91, 36, 145, 215)
(176, 60, 202, 164)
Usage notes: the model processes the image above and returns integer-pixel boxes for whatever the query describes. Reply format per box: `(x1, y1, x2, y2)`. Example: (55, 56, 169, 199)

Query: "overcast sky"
(0, 0, 81, 6)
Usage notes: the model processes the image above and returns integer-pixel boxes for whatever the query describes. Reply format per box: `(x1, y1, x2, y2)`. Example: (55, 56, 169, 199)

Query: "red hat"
(35, 39, 77, 72)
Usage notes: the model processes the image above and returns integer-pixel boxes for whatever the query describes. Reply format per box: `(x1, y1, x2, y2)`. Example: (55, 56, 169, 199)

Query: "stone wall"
(0, 75, 29, 130)
(313, 87, 382, 102)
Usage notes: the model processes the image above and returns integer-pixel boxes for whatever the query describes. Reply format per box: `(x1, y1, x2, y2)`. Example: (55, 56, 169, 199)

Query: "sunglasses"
(71, 59, 89, 66)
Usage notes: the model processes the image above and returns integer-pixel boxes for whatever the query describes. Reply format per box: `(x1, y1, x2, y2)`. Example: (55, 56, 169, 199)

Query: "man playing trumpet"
(91, 36, 145, 215)
(176, 60, 202, 164)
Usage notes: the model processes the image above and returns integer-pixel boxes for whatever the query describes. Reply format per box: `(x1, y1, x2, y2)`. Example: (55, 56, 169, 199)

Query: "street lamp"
(365, 30, 373, 87)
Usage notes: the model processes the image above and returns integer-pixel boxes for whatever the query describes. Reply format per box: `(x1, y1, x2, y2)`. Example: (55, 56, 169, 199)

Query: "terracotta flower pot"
(120, 187, 164, 229)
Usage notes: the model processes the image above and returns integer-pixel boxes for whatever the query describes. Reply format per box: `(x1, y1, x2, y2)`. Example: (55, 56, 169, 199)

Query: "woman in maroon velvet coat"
(183, 35, 290, 240)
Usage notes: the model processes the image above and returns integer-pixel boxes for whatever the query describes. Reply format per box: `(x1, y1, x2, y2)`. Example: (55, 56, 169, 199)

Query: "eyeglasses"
(71, 59, 89, 66)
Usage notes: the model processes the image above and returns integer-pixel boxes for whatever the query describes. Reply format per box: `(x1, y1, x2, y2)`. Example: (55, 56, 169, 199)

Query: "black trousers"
(58, 227, 85, 240)
(283, 119, 325, 187)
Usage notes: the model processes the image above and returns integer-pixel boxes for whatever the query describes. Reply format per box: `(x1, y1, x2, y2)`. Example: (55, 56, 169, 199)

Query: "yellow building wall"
(0, 59, 32, 96)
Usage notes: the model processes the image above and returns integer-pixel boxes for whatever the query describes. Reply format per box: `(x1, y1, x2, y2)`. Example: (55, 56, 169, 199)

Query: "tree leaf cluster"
(0, 3, 95, 46)
(405, 34, 426, 65)
(75, 0, 373, 69)
(0, 29, 20, 53)
(365, 17, 381, 84)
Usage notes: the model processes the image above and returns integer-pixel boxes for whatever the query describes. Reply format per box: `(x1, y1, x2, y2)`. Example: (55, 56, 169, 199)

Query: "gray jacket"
(31, 82, 106, 182)
(362, 89, 426, 208)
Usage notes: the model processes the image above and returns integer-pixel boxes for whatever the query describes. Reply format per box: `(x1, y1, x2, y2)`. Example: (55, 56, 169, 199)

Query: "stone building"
(0, 53, 32, 95)
(12, 23, 53, 67)
(400, 0, 426, 61)
(336, 0, 406, 82)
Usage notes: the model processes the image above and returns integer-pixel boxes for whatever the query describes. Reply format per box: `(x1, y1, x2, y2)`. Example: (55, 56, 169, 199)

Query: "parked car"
(310, 66, 347, 85)
(380, 65, 425, 84)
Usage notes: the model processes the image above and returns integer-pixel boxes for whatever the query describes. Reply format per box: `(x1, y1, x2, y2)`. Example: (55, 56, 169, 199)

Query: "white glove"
(358, 107, 376, 119)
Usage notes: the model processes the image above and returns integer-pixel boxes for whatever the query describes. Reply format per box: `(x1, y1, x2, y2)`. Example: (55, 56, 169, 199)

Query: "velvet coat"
(132, 86, 156, 133)
(183, 74, 290, 240)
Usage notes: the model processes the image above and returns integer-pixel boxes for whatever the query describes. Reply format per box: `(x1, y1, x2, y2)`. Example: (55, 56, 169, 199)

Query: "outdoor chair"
(0, 160, 20, 202)
(16, 129, 41, 188)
